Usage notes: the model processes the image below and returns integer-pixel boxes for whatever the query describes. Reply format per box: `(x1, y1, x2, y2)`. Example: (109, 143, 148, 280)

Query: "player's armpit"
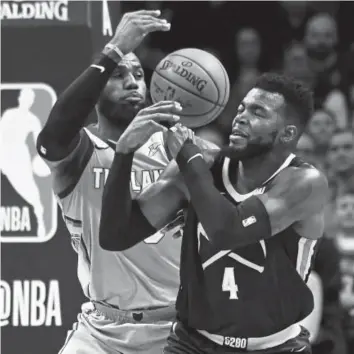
(257, 167, 328, 239)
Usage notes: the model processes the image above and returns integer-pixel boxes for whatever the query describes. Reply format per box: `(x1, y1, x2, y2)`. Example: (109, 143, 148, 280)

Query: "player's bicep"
(258, 168, 328, 237)
(39, 130, 94, 198)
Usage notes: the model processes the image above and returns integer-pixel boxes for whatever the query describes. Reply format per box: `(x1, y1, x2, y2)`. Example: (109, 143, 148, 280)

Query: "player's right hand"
(115, 101, 182, 154)
(110, 10, 170, 55)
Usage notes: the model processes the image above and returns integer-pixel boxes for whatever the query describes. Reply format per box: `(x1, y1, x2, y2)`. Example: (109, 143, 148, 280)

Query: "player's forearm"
(176, 143, 271, 250)
(99, 152, 156, 251)
(37, 52, 119, 160)
(137, 160, 187, 229)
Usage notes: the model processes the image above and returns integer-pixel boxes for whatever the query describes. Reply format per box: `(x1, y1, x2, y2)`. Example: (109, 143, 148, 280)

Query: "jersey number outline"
(222, 267, 239, 299)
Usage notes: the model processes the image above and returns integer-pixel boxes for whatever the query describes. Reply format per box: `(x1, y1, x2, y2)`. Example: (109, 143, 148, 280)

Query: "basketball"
(150, 48, 230, 128)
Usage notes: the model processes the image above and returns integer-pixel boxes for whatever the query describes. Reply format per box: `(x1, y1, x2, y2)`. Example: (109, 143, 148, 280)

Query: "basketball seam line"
(169, 53, 221, 104)
(154, 71, 223, 109)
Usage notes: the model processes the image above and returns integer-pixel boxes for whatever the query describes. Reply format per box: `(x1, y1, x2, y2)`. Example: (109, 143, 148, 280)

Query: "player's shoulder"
(277, 159, 328, 194)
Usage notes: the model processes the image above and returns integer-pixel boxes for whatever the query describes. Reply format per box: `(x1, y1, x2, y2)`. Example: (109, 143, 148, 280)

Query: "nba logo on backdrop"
(0, 83, 57, 243)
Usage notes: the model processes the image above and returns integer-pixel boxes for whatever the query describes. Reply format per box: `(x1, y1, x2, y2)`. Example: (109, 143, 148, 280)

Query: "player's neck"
(236, 150, 291, 192)
(97, 114, 126, 142)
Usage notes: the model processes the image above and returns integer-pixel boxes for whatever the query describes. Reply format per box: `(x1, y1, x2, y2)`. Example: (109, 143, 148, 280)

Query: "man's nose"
(124, 74, 138, 90)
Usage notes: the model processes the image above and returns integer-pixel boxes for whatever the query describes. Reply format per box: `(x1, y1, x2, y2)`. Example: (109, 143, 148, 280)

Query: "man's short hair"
(254, 73, 314, 133)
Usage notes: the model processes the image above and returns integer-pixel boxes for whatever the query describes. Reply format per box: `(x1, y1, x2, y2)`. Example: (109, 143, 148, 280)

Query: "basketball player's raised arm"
(175, 142, 328, 250)
(99, 124, 218, 251)
(36, 51, 120, 161)
(36, 10, 169, 162)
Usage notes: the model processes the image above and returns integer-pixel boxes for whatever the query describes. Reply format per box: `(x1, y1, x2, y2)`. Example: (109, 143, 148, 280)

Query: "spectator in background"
(327, 129, 354, 196)
(303, 13, 349, 127)
(335, 190, 354, 353)
(277, 1, 313, 52)
(312, 235, 348, 354)
(296, 133, 336, 237)
(282, 42, 315, 88)
(304, 13, 339, 79)
(296, 133, 322, 169)
(219, 28, 263, 132)
(307, 109, 337, 169)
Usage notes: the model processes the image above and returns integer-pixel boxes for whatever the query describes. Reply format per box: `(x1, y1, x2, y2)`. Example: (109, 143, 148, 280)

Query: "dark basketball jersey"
(176, 153, 318, 338)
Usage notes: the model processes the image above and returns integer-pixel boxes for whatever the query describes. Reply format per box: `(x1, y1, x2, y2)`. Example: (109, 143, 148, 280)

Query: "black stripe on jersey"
(63, 215, 83, 226)
(58, 130, 94, 199)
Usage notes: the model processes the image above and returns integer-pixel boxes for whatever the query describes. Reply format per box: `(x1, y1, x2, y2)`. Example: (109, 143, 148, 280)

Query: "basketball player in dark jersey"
(99, 73, 329, 353)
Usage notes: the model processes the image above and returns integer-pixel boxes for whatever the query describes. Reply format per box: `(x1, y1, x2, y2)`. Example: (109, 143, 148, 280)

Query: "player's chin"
(116, 100, 146, 120)
(220, 144, 247, 158)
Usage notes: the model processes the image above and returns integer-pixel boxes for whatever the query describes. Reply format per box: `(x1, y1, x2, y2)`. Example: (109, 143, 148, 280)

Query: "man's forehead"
(331, 132, 354, 145)
(312, 111, 333, 121)
(337, 194, 354, 203)
(243, 88, 285, 110)
(118, 53, 142, 69)
(308, 16, 336, 34)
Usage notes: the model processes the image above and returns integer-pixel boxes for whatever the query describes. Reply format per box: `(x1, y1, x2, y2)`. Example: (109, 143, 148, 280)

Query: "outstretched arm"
(169, 128, 328, 250)
(36, 10, 169, 162)
(99, 116, 219, 251)
(99, 152, 186, 251)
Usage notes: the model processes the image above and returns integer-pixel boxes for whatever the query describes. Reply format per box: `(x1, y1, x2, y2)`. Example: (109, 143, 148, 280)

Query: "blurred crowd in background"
(122, 1, 354, 353)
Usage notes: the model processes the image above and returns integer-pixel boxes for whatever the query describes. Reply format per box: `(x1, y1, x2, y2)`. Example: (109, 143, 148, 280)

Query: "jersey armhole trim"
(57, 131, 94, 199)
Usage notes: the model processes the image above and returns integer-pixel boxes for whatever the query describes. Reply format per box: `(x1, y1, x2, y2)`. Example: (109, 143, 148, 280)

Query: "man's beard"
(99, 98, 148, 127)
(220, 139, 274, 161)
(306, 45, 334, 61)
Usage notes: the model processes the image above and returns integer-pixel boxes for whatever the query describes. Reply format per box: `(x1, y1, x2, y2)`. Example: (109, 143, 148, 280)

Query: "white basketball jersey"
(44, 128, 182, 310)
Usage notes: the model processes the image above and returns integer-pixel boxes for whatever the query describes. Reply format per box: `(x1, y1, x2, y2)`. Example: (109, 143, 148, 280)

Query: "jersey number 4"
(222, 267, 239, 299)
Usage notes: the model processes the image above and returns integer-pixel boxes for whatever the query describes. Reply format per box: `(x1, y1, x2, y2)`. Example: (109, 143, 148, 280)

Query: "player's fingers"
(144, 103, 182, 115)
(146, 120, 168, 134)
(187, 128, 195, 142)
(143, 113, 180, 124)
(142, 22, 171, 33)
(131, 9, 161, 17)
(150, 100, 178, 107)
(136, 15, 168, 24)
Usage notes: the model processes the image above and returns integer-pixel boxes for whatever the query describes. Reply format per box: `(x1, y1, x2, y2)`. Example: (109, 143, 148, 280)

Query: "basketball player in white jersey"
(36, 10, 193, 354)
(1, 88, 48, 238)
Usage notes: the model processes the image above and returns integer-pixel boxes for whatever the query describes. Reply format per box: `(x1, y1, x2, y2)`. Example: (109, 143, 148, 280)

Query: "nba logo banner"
(0, 83, 58, 243)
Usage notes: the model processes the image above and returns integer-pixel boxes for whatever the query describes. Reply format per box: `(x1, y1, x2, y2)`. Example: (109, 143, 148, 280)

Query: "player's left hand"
(166, 123, 196, 160)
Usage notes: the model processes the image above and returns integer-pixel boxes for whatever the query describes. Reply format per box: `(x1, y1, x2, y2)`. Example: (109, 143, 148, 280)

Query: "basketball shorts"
(59, 301, 176, 354)
(163, 320, 311, 354)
